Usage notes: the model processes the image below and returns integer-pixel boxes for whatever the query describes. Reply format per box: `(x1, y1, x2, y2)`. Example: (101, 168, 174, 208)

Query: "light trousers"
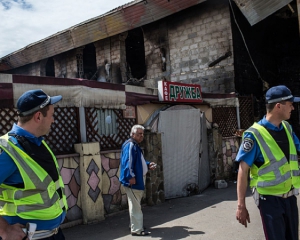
(124, 186, 144, 234)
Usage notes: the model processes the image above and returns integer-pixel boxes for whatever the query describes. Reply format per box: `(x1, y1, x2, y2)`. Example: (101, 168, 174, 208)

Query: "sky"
(0, 0, 131, 58)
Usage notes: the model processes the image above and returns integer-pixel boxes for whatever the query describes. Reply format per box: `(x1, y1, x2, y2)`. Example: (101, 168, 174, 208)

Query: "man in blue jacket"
(119, 125, 156, 236)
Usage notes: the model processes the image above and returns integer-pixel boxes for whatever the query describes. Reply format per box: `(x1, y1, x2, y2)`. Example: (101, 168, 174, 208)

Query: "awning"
(0, 74, 126, 109)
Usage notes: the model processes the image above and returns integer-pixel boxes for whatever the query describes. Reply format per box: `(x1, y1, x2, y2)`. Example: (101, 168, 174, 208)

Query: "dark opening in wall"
(125, 28, 146, 79)
(83, 43, 97, 80)
(45, 57, 55, 77)
(230, 0, 300, 136)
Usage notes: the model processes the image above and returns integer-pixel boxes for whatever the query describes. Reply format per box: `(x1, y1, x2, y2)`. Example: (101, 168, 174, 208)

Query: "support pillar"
(74, 142, 104, 224)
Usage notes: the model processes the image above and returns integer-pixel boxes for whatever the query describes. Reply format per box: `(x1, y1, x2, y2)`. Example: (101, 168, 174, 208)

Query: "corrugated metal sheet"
(0, 0, 206, 71)
(233, 0, 292, 26)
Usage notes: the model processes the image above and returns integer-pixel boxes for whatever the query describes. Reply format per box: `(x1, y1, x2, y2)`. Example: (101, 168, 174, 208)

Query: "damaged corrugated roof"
(0, 0, 206, 71)
(233, 0, 293, 26)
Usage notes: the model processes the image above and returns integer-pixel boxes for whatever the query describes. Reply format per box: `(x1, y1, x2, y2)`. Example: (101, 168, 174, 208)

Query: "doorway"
(158, 108, 210, 199)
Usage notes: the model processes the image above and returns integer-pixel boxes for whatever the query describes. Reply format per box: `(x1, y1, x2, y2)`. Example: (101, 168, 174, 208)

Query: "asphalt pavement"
(63, 181, 267, 240)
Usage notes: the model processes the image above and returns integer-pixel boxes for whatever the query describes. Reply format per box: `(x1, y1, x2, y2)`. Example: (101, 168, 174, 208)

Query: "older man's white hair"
(130, 125, 145, 137)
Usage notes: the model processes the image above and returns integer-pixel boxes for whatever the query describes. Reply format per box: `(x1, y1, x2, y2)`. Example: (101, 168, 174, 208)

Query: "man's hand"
(129, 177, 136, 186)
(236, 205, 250, 227)
(0, 223, 27, 240)
(236, 161, 251, 228)
(149, 162, 157, 170)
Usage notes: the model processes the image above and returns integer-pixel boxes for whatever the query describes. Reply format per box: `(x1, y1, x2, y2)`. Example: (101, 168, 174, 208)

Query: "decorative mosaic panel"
(58, 155, 83, 223)
(86, 159, 101, 202)
(101, 151, 127, 214)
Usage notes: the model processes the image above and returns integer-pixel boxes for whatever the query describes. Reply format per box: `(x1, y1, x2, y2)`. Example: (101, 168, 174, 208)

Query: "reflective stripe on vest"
(248, 121, 300, 194)
(0, 134, 68, 219)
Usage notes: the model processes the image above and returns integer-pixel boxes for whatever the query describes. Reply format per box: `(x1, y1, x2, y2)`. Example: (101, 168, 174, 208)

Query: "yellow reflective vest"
(247, 121, 300, 195)
(0, 134, 68, 220)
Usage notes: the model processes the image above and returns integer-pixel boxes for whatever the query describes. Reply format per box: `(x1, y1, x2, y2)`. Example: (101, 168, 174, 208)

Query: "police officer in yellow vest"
(0, 89, 68, 240)
(236, 85, 300, 240)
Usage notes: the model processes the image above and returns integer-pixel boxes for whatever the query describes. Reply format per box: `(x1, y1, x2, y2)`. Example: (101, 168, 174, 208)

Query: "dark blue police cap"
(17, 89, 62, 116)
(265, 85, 300, 104)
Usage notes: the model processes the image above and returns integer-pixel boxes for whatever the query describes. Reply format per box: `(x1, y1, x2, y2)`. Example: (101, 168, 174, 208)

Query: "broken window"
(45, 57, 55, 77)
(125, 28, 146, 80)
(83, 43, 97, 80)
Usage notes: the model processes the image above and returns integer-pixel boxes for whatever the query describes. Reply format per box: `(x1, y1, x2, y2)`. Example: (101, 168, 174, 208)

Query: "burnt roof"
(0, 0, 206, 71)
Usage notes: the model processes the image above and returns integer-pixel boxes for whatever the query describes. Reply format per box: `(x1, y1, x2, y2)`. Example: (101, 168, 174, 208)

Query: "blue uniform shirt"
(0, 123, 66, 230)
(236, 116, 300, 167)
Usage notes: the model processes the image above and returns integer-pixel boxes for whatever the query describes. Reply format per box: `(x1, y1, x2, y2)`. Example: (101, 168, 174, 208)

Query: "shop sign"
(158, 81, 203, 103)
(123, 106, 136, 118)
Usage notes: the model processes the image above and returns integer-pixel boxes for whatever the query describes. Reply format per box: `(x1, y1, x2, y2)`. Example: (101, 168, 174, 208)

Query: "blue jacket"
(119, 138, 149, 190)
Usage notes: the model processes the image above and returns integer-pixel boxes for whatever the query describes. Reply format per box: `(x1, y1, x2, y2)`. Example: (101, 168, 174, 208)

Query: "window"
(83, 43, 97, 80)
(46, 57, 55, 77)
(125, 28, 146, 79)
(96, 109, 118, 136)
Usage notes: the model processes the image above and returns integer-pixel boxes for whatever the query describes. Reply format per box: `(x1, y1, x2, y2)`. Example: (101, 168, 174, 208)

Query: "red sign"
(158, 81, 203, 103)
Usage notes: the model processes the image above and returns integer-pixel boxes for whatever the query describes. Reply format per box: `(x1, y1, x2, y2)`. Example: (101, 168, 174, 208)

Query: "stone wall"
(207, 128, 224, 182)
(141, 131, 164, 205)
(222, 136, 241, 180)
(207, 129, 241, 181)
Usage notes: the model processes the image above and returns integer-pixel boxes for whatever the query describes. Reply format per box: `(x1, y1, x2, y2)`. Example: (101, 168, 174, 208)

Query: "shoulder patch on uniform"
(242, 138, 254, 152)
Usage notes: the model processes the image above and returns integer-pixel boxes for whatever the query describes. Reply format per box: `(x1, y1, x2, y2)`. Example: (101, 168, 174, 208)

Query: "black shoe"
(131, 231, 150, 236)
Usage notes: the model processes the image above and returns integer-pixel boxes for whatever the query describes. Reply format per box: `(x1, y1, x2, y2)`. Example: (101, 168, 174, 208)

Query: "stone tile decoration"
(222, 137, 241, 179)
(57, 154, 83, 223)
(86, 159, 101, 202)
(101, 151, 127, 214)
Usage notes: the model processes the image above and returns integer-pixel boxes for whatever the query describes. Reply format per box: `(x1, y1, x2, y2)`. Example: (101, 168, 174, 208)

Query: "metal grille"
(76, 53, 84, 78)
(212, 96, 254, 137)
(0, 108, 18, 134)
(239, 96, 254, 130)
(47, 107, 80, 154)
(85, 108, 136, 150)
(0, 107, 80, 155)
(212, 106, 238, 137)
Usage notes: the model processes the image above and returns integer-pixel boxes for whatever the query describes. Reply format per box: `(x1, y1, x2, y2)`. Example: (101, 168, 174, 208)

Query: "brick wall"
(7, 61, 41, 76)
(167, 0, 234, 93)
(53, 50, 78, 78)
(143, 20, 170, 88)
(140, 0, 234, 92)
(94, 39, 111, 82)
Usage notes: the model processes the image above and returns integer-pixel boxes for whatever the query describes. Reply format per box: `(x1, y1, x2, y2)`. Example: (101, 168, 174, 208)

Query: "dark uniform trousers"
(259, 195, 298, 240)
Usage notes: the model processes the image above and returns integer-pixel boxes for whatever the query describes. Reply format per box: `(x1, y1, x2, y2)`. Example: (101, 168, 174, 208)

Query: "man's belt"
(273, 188, 299, 198)
(31, 228, 59, 239)
(23, 223, 59, 240)
(252, 188, 299, 206)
